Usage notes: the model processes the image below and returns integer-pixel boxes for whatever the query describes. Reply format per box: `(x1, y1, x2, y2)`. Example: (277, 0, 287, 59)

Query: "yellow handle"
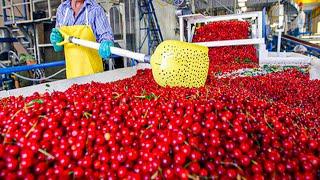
(56, 29, 70, 46)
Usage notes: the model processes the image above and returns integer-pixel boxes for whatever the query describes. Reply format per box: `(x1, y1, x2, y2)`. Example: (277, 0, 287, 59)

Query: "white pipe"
(179, 17, 184, 41)
(188, 11, 260, 24)
(70, 38, 146, 62)
(47, 0, 52, 18)
(120, 3, 127, 68)
(187, 21, 191, 42)
(277, 30, 281, 55)
(194, 38, 264, 47)
(257, 12, 263, 39)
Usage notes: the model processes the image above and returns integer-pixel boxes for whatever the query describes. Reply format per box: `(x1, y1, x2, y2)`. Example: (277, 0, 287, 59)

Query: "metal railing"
(179, 11, 265, 60)
(1, 0, 62, 25)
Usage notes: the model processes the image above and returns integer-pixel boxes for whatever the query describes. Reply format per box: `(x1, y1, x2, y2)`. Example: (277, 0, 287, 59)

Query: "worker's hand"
(98, 41, 114, 59)
(50, 28, 64, 52)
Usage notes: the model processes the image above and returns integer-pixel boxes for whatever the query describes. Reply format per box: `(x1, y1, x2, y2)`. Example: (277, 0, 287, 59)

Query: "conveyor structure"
(178, 11, 316, 66)
(0, 64, 150, 98)
(279, 34, 320, 58)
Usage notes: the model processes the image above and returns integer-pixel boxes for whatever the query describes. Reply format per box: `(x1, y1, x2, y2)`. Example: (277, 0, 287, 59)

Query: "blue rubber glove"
(99, 41, 114, 59)
(50, 28, 64, 52)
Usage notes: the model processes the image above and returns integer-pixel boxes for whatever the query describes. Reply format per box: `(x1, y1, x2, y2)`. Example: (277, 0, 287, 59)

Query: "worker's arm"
(55, 4, 64, 28)
(94, 6, 114, 59)
(93, 6, 114, 43)
(50, 4, 64, 52)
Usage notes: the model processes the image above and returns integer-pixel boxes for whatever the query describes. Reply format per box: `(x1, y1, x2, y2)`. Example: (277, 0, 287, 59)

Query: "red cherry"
(117, 166, 127, 178)
(264, 160, 275, 173)
(34, 162, 48, 175)
(163, 168, 174, 179)
(240, 142, 250, 153)
(226, 169, 237, 178)
(6, 158, 18, 171)
(251, 163, 262, 173)
(174, 153, 186, 165)
(73, 167, 84, 178)
(189, 162, 200, 174)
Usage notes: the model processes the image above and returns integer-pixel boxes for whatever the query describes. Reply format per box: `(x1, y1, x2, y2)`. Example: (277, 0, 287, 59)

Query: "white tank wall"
(154, 2, 180, 41)
(0, 64, 151, 98)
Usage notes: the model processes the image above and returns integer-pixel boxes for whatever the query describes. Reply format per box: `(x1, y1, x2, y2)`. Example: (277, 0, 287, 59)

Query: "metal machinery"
(138, 0, 163, 55)
(1, 0, 63, 59)
(0, 27, 17, 90)
(280, 34, 320, 57)
(178, 8, 319, 79)
(0, 27, 46, 90)
(270, 0, 320, 57)
(0, 0, 135, 90)
(173, 0, 193, 16)
(178, 10, 318, 65)
(179, 12, 266, 56)
(0, 27, 16, 65)
(137, 0, 194, 55)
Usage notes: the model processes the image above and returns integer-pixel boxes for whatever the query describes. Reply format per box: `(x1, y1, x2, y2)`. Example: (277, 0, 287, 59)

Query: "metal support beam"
(213, 0, 234, 14)
(0, 38, 18, 42)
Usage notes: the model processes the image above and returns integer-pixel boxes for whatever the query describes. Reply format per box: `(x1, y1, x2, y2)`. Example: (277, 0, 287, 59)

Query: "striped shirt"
(55, 0, 114, 42)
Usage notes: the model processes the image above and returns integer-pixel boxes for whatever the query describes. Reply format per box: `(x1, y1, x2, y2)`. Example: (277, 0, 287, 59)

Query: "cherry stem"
(145, 125, 153, 130)
(151, 170, 158, 179)
(11, 108, 23, 120)
(184, 161, 191, 168)
(251, 160, 258, 165)
(265, 121, 273, 130)
(226, 121, 234, 128)
(112, 92, 123, 99)
(188, 174, 200, 180)
(220, 161, 243, 171)
(205, 87, 209, 100)
(83, 112, 92, 119)
(2, 127, 11, 144)
(38, 148, 55, 159)
(143, 109, 149, 118)
(25, 120, 38, 138)
(237, 174, 247, 180)
(11, 101, 38, 120)
(135, 95, 146, 99)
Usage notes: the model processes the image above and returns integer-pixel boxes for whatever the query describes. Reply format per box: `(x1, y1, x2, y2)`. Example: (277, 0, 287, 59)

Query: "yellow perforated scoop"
(57, 30, 209, 88)
(150, 40, 209, 87)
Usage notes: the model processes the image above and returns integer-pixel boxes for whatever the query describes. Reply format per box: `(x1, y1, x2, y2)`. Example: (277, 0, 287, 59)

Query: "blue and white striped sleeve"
(93, 6, 114, 43)
(55, 4, 64, 28)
